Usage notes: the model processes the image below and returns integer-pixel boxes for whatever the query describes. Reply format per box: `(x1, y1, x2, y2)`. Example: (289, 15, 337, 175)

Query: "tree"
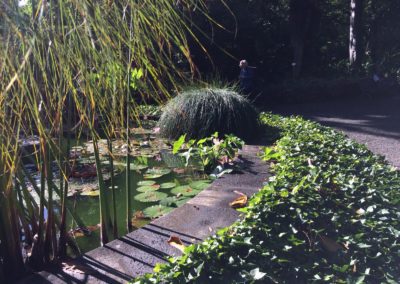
(349, 0, 365, 73)
(289, 0, 319, 79)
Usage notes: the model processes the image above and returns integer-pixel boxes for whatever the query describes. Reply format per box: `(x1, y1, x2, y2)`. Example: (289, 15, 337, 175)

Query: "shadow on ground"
(267, 94, 400, 168)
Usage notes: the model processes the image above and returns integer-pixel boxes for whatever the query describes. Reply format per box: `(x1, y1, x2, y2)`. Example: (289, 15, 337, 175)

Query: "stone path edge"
(19, 145, 270, 284)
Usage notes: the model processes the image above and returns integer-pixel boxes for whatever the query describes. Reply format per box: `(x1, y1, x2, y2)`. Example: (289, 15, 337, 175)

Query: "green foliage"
(173, 132, 244, 173)
(157, 87, 259, 142)
(134, 113, 400, 283)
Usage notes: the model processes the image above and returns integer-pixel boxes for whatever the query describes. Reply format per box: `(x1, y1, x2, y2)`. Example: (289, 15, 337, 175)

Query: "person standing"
(239, 59, 255, 94)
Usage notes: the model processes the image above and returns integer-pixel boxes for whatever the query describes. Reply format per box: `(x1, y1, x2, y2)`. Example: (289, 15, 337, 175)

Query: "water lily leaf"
(80, 190, 100, 197)
(175, 197, 191, 207)
(131, 211, 150, 228)
(134, 191, 168, 202)
(143, 174, 164, 179)
(130, 164, 148, 171)
(167, 235, 185, 252)
(229, 192, 248, 208)
(137, 184, 161, 192)
(171, 185, 200, 196)
(137, 180, 156, 186)
(146, 167, 171, 176)
(143, 205, 173, 218)
(189, 180, 211, 190)
(160, 182, 176, 189)
(160, 196, 178, 207)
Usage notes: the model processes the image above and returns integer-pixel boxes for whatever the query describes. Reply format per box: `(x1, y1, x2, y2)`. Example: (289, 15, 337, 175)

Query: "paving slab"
(19, 145, 269, 284)
(268, 94, 400, 169)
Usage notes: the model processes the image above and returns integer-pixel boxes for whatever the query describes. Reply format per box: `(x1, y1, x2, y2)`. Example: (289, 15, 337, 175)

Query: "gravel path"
(267, 94, 400, 169)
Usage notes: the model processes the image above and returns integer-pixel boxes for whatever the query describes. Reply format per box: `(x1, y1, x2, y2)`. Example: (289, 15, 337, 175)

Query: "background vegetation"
(189, 0, 400, 84)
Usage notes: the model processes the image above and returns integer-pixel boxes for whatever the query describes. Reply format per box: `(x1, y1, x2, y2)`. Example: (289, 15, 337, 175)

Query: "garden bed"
(133, 113, 400, 283)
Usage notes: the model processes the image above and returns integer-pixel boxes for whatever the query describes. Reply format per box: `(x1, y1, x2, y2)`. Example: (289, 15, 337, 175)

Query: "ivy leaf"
(173, 134, 186, 154)
(250, 268, 266, 280)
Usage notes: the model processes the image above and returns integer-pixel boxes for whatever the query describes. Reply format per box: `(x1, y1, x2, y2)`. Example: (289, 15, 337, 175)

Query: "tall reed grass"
(0, 0, 221, 281)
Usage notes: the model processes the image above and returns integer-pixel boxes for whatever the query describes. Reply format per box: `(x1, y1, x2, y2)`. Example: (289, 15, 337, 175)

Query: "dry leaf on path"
(167, 235, 185, 253)
(229, 191, 248, 208)
(61, 261, 96, 274)
(320, 236, 346, 252)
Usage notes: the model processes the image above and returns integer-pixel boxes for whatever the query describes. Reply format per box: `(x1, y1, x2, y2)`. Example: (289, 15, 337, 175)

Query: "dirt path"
(267, 94, 400, 169)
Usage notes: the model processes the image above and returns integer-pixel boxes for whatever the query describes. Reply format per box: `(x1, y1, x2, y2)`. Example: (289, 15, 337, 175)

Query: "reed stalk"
(0, 0, 223, 280)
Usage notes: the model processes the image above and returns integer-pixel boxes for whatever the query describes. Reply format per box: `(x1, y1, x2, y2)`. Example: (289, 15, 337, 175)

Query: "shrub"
(135, 113, 400, 283)
(157, 87, 259, 142)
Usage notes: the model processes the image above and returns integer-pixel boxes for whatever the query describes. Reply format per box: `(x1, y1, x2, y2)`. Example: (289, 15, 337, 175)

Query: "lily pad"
(143, 174, 164, 179)
(134, 191, 168, 203)
(137, 180, 156, 186)
(131, 211, 150, 229)
(80, 190, 100, 197)
(189, 180, 211, 190)
(143, 205, 173, 218)
(146, 168, 171, 176)
(137, 184, 161, 192)
(160, 182, 176, 189)
(159, 196, 178, 207)
(175, 197, 191, 207)
(130, 164, 148, 171)
(171, 185, 200, 197)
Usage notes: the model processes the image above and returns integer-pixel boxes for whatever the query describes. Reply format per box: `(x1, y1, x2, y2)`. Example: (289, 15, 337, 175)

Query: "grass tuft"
(157, 87, 259, 141)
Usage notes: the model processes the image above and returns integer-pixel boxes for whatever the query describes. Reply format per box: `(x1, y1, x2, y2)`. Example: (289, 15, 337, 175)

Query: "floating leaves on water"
(160, 196, 178, 207)
(175, 197, 191, 207)
(189, 180, 211, 190)
(137, 180, 156, 186)
(144, 167, 172, 179)
(134, 191, 168, 202)
(131, 211, 150, 229)
(160, 182, 176, 189)
(137, 184, 161, 192)
(171, 185, 200, 197)
(229, 191, 248, 208)
(69, 224, 100, 237)
(143, 173, 164, 179)
(130, 164, 148, 171)
(146, 167, 171, 176)
(167, 236, 185, 253)
(143, 205, 173, 218)
(80, 190, 100, 197)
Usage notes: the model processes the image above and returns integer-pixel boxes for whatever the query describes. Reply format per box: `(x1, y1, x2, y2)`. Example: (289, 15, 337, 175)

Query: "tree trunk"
(289, 0, 318, 79)
(349, 0, 365, 73)
(369, 0, 379, 74)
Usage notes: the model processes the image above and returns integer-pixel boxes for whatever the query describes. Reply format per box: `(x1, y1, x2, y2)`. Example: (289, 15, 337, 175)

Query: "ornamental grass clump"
(157, 88, 259, 141)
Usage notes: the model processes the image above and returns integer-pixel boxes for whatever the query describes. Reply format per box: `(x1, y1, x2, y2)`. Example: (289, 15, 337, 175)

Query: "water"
(22, 132, 210, 254)
(68, 155, 208, 253)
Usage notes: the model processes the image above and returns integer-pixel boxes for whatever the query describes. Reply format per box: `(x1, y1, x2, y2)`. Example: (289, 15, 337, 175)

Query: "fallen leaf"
(320, 236, 346, 252)
(173, 168, 185, 174)
(229, 191, 248, 208)
(69, 224, 99, 238)
(61, 261, 96, 274)
(167, 236, 185, 253)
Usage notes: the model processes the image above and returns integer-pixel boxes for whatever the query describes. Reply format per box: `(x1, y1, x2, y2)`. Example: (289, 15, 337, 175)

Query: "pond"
(23, 128, 211, 254)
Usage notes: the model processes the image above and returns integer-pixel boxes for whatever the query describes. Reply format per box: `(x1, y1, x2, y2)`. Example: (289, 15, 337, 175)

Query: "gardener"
(238, 59, 255, 94)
